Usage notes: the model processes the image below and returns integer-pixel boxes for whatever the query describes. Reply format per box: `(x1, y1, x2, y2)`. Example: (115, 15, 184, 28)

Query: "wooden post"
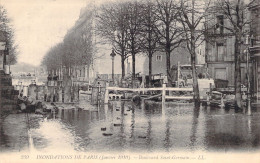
(220, 94, 225, 107)
(162, 83, 166, 114)
(177, 61, 180, 88)
(209, 83, 212, 97)
(141, 75, 145, 94)
(104, 82, 109, 104)
(162, 84, 166, 103)
(206, 92, 210, 106)
(161, 83, 166, 120)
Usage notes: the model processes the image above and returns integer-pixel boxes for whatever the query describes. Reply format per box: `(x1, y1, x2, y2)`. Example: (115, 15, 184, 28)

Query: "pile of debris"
(18, 95, 58, 116)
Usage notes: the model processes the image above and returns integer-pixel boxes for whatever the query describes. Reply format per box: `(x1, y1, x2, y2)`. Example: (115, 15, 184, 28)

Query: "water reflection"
(189, 107, 200, 151)
(1, 101, 260, 153)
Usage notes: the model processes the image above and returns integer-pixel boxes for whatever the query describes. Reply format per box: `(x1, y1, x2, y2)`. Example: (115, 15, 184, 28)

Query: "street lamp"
(110, 49, 116, 85)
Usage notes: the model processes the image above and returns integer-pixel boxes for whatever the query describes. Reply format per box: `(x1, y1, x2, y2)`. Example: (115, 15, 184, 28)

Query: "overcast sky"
(1, 0, 88, 66)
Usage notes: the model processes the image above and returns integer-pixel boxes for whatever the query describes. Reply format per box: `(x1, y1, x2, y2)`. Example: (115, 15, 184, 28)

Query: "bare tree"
(96, 2, 130, 79)
(140, 0, 160, 87)
(42, 6, 94, 78)
(125, 1, 144, 86)
(154, 0, 183, 86)
(178, 0, 211, 105)
(42, 43, 63, 72)
(213, 0, 253, 109)
(0, 5, 18, 66)
(72, 6, 94, 79)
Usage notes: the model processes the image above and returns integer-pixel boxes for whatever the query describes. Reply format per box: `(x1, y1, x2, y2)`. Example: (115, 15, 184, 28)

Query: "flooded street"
(1, 100, 260, 153)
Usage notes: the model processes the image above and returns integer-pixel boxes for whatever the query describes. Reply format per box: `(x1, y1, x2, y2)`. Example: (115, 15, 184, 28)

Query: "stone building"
(249, 0, 260, 98)
(205, 1, 251, 87)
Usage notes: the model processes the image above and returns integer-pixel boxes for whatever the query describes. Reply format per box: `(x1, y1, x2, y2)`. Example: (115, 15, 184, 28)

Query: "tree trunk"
(191, 51, 200, 106)
(166, 48, 172, 86)
(234, 34, 242, 109)
(121, 55, 125, 79)
(132, 53, 136, 88)
(148, 51, 153, 87)
(190, 33, 200, 106)
(165, 19, 172, 86)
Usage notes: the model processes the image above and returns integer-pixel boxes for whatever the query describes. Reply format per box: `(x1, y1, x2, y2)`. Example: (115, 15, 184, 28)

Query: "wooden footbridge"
(104, 83, 194, 104)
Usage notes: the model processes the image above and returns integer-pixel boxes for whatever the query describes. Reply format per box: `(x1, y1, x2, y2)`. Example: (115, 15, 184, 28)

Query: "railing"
(104, 83, 194, 104)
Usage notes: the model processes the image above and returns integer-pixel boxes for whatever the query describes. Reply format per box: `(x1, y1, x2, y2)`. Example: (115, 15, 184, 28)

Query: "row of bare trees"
(41, 0, 252, 108)
(0, 5, 18, 66)
(96, 0, 253, 107)
(96, 0, 211, 105)
(42, 6, 94, 77)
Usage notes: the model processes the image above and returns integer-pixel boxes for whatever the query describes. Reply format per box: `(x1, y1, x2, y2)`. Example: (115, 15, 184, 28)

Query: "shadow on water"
(189, 106, 200, 151)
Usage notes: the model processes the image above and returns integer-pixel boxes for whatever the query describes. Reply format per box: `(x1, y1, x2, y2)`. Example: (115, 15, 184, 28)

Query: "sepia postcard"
(0, 0, 260, 162)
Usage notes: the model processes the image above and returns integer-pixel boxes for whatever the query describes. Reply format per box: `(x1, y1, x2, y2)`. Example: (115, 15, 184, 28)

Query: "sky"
(0, 0, 145, 74)
(0, 0, 88, 66)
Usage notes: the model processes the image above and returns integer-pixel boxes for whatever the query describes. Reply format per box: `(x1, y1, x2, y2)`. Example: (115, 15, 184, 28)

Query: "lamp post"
(110, 49, 116, 85)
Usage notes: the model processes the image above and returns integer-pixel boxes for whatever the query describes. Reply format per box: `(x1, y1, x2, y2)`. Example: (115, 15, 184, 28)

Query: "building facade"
(205, 1, 251, 87)
(142, 45, 204, 76)
(249, 0, 260, 98)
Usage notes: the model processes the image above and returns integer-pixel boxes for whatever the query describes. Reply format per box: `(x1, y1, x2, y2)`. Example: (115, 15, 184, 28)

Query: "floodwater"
(1, 100, 260, 153)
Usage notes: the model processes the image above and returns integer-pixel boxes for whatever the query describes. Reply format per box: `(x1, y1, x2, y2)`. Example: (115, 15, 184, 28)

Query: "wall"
(0, 70, 18, 118)
(142, 47, 191, 75)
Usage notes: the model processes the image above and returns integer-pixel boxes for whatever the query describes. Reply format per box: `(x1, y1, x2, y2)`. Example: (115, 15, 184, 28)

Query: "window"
(216, 15, 224, 34)
(217, 43, 224, 61)
(156, 55, 162, 61)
